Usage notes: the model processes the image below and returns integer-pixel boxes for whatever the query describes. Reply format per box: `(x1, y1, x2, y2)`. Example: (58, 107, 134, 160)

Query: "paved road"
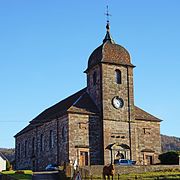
(32, 171, 60, 180)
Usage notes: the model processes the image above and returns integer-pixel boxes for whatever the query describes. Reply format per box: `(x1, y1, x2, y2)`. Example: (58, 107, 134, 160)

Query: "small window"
(79, 122, 87, 129)
(143, 128, 151, 135)
(93, 71, 97, 85)
(115, 70, 121, 84)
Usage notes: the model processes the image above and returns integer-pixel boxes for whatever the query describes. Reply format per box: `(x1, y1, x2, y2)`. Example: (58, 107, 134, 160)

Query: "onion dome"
(85, 22, 135, 72)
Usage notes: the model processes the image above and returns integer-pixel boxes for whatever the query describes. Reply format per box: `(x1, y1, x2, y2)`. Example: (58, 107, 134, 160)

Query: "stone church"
(15, 22, 161, 170)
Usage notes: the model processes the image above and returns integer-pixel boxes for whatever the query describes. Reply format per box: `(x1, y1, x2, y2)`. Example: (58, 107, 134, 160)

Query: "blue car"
(45, 164, 59, 171)
(114, 159, 136, 165)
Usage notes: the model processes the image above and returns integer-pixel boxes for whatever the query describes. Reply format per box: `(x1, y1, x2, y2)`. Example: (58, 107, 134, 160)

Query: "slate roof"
(30, 88, 87, 124)
(86, 41, 135, 72)
(15, 88, 99, 137)
(85, 25, 135, 72)
(15, 89, 161, 137)
(0, 152, 8, 161)
(134, 106, 161, 122)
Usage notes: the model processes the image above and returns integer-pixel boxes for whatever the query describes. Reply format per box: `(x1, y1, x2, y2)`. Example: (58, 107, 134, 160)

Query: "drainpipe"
(126, 66, 132, 160)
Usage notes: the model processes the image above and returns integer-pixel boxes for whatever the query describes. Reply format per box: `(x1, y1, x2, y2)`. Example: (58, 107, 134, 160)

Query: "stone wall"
(15, 114, 69, 171)
(36, 119, 58, 170)
(80, 165, 180, 177)
(15, 128, 36, 170)
(68, 113, 103, 165)
(135, 120, 161, 164)
(101, 64, 134, 121)
(87, 65, 102, 111)
(57, 115, 69, 166)
(103, 120, 137, 164)
(68, 113, 89, 165)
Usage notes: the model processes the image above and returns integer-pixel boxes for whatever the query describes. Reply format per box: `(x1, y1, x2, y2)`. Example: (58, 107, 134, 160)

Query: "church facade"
(15, 23, 161, 171)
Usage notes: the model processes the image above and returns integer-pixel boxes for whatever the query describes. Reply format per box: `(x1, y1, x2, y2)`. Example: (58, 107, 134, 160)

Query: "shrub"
(158, 151, 180, 165)
(6, 160, 11, 170)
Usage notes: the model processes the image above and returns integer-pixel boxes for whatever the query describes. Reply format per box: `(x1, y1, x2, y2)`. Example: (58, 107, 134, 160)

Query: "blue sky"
(0, 0, 180, 148)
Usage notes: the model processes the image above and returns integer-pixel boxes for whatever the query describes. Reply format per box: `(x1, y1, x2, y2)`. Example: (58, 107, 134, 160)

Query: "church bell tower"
(85, 21, 137, 163)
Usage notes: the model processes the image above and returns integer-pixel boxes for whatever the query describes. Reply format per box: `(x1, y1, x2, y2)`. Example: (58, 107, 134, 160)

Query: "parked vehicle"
(45, 164, 59, 171)
(114, 159, 136, 165)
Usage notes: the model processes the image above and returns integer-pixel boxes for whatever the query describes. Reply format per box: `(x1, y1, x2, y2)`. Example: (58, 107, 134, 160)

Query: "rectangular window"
(143, 128, 151, 135)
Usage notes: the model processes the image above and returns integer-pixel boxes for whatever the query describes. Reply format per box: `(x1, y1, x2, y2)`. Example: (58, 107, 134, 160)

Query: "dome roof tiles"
(86, 35, 135, 71)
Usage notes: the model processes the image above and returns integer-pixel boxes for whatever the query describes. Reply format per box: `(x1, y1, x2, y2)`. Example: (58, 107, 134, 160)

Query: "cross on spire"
(103, 3, 114, 44)
(105, 5, 111, 24)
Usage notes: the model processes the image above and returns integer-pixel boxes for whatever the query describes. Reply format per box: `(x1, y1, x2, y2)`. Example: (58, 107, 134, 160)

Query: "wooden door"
(79, 151, 88, 166)
(146, 155, 153, 165)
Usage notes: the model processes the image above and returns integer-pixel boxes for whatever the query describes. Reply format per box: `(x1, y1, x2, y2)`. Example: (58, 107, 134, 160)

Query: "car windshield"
(120, 160, 128, 163)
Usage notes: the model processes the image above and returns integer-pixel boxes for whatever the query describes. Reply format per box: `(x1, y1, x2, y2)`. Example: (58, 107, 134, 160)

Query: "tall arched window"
(115, 70, 121, 84)
(24, 140, 27, 157)
(32, 137, 35, 154)
(62, 126, 66, 142)
(49, 130, 54, 148)
(40, 134, 44, 151)
(93, 71, 97, 86)
(18, 143, 21, 159)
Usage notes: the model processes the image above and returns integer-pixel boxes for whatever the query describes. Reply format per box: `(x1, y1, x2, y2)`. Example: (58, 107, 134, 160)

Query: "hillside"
(161, 134, 180, 152)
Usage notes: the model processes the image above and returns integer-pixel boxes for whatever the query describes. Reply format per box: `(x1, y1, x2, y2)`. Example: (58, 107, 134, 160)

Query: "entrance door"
(146, 155, 153, 165)
(79, 151, 88, 166)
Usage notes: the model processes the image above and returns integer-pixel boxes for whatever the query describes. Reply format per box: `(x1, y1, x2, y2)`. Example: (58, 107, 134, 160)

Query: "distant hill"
(0, 148, 15, 162)
(161, 134, 180, 152)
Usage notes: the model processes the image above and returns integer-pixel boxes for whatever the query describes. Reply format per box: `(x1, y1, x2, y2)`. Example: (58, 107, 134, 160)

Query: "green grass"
(1, 170, 33, 180)
(81, 171, 180, 180)
(119, 171, 180, 179)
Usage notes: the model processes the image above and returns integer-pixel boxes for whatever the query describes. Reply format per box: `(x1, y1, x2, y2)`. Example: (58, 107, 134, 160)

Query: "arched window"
(40, 134, 44, 151)
(24, 140, 27, 157)
(93, 71, 97, 86)
(18, 143, 21, 159)
(32, 137, 35, 154)
(62, 126, 66, 142)
(115, 70, 121, 84)
(49, 130, 54, 148)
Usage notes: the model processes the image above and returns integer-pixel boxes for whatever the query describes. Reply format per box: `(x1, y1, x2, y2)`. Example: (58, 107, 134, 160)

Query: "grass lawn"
(119, 171, 180, 179)
(85, 171, 180, 179)
(1, 170, 33, 180)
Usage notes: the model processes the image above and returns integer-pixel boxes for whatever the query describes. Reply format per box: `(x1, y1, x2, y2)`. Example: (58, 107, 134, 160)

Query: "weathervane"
(103, 1, 114, 43)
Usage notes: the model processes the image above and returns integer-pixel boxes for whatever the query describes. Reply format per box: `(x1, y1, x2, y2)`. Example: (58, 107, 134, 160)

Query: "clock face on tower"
(112, 96, 124, 109)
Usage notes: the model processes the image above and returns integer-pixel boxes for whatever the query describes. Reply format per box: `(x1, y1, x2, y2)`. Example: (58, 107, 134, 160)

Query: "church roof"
(15, 99, 160, 137)
(15, 88, 99, 137)
(30, 88, 99, 124)
(85, 23, 135, 72)
(0, 152, 8, 161)
(134, 106, 162, 122)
